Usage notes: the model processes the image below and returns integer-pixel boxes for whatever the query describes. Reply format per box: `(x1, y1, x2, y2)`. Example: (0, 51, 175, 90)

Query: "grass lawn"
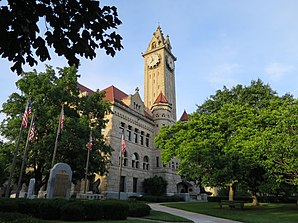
(164, 202, 298, 223)
(144, 210, 192, 222)
(49, 220, 159, 223)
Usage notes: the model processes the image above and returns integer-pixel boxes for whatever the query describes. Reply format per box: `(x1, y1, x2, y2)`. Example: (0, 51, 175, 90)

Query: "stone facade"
(78, 26, 199, 199)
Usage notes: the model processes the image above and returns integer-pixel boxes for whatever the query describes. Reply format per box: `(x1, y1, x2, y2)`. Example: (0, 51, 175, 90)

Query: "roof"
(77, 83, 94, 95)
(101, 85, 128, 103)
(153, 92, 170, 104)
(179, 110, 189, 122)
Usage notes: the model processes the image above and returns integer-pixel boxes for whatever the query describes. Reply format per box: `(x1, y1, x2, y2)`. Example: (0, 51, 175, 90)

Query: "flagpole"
(51, 104, 64, 168)
(118, 131, 125, 200)
(118, 149, 123, 199)
(84, 130, 92, 194)
(16, 114, 35, 198)
(5, 98, 30, 198)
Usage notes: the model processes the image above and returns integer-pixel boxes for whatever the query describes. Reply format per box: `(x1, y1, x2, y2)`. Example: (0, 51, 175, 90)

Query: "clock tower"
(142, 26, 177, 121)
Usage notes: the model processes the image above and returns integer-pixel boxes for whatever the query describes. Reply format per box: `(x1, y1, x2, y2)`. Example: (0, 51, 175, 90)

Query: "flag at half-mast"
(22, 101, 32, 128)
(28, 121, 36, 141)
(58, 105, 65, 130)
(121, 133, 126, 154)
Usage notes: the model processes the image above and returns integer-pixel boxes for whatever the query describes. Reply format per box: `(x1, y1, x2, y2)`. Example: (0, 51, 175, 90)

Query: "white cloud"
(207, 63, 240, 89)
(264, 63, 294, 82)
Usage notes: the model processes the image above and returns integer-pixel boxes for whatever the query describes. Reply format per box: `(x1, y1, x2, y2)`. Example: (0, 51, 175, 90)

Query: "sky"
(2, 0, 298, 123)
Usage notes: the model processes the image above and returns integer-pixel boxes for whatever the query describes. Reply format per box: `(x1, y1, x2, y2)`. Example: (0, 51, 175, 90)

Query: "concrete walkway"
(148, 203, 242, 223)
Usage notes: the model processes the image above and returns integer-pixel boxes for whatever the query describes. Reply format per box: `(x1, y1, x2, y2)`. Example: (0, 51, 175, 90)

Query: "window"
(156, 156, 159, 167)
(145, 135, 149, 147)
(119, 122, 125, 137)
(120, 176, 125, 192)
(126, 126, 131, 141)
(133, 128, 138, 143)
(172, 161, 175, 169)
(132, 153, 139, 168)
(133, 178, 138, 192)
(143, 156, 149, 170)
(151, 42, 156, 49)
(140, 131, 144, 145)
(119, 151, 128, 166)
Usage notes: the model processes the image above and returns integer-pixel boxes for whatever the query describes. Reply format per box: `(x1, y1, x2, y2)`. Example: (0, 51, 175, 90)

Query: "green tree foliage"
(0, 0, 123, 74)
(0, 66, 112, 191)
(155, 79, 298, 204)
(143, 175, 167, 196)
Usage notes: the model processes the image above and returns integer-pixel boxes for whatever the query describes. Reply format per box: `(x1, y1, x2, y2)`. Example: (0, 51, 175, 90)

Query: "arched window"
(151, 42, 156, 49)
(143, 156, 149, 170)
(132, 153, 139, 168)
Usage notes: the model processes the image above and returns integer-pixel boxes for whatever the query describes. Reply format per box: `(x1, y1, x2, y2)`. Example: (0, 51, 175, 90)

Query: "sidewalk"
(148, 203, 242, 223)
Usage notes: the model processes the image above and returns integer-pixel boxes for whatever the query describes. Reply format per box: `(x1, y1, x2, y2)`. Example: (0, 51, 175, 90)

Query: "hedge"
(0, 198, 150, 221)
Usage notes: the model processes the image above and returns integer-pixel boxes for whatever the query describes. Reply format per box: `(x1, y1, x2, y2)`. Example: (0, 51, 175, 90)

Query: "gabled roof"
(179, 110, 189, 122)
(153, 92, 170, 104)
(101, 85, 128, 103)
(77, 83, 94, 95)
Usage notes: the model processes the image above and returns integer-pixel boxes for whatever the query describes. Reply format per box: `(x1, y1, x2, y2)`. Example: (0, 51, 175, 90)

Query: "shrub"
(102, 200, 129, 220)
(143, 176, 167, 196)
(0, 212, 43, 222)
(38, 199, 61, 220)
(60, 201, 85, 221)
(127, 200, 151, 217)
(82, 200, 103, 220)
(0, 198, 18, 212)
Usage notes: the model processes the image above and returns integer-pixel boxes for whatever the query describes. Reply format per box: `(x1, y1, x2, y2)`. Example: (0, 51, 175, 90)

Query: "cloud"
(207, 63, 240, 88)
(264, 63, 294, 81)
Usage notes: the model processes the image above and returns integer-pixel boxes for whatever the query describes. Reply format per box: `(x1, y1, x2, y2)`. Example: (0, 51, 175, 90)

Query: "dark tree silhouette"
(0, 0, 123, 74)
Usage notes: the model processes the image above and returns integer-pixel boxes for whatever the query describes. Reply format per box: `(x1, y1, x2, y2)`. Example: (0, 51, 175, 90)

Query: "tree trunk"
(251, 194, 258, 206)
(228, 182, 236, 201)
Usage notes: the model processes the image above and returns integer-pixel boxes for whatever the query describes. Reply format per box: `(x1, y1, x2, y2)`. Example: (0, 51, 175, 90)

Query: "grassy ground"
(164, 202, 298, 223)
(144, 210, 192, 222)
(50, 220, 159, 223)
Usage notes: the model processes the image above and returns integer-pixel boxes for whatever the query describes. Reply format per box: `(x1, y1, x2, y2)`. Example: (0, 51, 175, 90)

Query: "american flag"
(59, 105, 65, 130)
(29, 121, 35, 141)
(88, 131, 92, 152)
(121, 133, 126, 154)
(22, 101, 32, 128)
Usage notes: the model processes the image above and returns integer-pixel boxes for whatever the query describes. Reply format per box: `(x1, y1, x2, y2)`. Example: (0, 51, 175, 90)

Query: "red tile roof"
(153, 92, 170, 104)
(77, 83, 94, 95)
(101, 85, 128, 102)
(179, 110, 189, 121)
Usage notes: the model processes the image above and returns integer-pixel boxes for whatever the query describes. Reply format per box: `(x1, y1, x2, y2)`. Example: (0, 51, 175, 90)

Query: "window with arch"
(143, 156, 149, 170)
(151, 42, 156, 49)
(132, 152, 139, 168)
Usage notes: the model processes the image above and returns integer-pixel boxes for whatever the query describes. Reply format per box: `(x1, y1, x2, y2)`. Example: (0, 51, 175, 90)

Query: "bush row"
(0, 212, 44, 223)
(137, 195, 182, 202)
(0, 198, 151, 221)
(207, 196, 297, 203)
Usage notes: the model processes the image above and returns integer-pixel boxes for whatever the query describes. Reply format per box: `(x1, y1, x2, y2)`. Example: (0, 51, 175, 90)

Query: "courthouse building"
(78, 26, 199, 199)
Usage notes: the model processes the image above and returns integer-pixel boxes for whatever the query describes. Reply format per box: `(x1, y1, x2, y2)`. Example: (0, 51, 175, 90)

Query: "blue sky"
(1, 0, 298, 123)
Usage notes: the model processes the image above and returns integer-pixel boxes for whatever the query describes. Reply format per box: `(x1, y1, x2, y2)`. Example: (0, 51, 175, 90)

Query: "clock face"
(146, 54, 160, 68)
(167, 56, 175, 70)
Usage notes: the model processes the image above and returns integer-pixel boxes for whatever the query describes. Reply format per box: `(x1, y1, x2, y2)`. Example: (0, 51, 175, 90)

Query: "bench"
(219, 200, 244, 209)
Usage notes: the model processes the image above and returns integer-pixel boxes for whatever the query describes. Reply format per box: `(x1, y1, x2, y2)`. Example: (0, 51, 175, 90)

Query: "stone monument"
(27, 178, 35, 199)
(46, 163, 72, 199)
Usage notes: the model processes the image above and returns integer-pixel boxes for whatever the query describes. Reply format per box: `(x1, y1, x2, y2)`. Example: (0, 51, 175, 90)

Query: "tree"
(0, 0, 123, 74)
(143, 176, 168, 196)
(155, 79, 298, 205)
(0, 66, 112, 192)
